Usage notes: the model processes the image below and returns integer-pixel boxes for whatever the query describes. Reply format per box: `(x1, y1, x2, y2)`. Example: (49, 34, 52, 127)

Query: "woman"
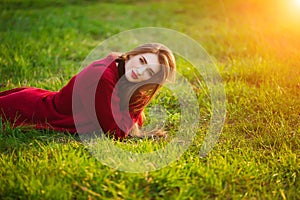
(0, 43, 176, 139)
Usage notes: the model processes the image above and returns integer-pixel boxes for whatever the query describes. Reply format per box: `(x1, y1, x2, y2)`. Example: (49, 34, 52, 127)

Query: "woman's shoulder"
(76, 53, 119, 85)
(90, 53, 120, 67)
(98, 54, 120, 83)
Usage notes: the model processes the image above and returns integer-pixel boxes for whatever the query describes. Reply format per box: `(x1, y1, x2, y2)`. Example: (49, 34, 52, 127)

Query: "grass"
(0, 0, 299, 199)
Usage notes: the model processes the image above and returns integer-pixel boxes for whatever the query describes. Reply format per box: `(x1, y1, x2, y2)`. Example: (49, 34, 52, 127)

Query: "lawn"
(0, 0, 299, 199)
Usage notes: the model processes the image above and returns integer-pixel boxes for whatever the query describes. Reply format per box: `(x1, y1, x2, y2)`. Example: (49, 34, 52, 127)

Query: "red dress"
(0, 54, 143, 139)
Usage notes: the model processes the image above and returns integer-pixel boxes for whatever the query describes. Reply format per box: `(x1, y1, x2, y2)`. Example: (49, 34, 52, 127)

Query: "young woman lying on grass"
(0, 43, 176, 139)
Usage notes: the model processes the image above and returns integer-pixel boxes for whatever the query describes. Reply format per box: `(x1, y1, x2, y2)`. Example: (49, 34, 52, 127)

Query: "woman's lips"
(131, 70, 138, 79)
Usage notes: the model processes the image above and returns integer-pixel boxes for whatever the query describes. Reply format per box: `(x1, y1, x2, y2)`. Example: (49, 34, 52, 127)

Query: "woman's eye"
(139, 58, 145, 64)
(147, 68, 155, 76)
(139, 56, 147, 65)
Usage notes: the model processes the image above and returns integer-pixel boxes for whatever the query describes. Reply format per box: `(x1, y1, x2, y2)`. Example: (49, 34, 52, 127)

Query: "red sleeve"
(95, 69, 136, 139)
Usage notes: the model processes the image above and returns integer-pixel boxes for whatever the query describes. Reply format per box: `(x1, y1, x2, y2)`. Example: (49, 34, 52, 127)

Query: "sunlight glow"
(289, 0, 300, 18)
(262, 0, 300, 32)
(287, 0, 300, 32)
(295, 0, 300, 6)
(276, 0, 300, 30)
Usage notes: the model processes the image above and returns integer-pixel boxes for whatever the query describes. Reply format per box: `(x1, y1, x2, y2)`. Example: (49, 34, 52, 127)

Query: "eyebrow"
(142, 56, 147, 64)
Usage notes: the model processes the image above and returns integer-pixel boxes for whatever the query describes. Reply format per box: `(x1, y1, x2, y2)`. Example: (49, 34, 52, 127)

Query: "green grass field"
(0, 0, 299, 199)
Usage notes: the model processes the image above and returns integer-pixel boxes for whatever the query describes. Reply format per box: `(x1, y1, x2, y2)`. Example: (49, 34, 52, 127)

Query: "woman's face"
(124, 53, 161, 83)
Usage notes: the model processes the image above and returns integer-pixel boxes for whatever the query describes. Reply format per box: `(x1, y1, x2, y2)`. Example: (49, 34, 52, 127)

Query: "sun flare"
(276, 0, 300, 29)
(290, 0, 300, 18)
(295, 0, 300, 6)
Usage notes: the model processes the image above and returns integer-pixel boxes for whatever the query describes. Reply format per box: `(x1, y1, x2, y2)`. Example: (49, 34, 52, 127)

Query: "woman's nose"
(136, 66, 147, 75)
